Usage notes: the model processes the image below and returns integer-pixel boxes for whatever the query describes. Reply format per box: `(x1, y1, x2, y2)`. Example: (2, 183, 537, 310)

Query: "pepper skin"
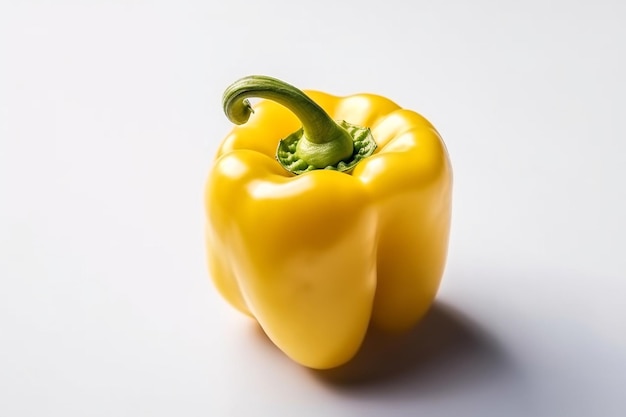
(204, 76, 452, 369)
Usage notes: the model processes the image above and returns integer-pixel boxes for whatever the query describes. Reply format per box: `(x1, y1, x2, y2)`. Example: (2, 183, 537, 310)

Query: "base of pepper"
(276, 120, 377, 175)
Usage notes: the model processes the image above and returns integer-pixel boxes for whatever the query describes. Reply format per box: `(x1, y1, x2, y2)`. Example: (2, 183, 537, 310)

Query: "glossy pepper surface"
(204, 76, 452, 369)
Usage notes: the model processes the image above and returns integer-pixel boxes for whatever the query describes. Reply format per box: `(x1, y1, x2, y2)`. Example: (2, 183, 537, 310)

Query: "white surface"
(1, 1, 625, 416)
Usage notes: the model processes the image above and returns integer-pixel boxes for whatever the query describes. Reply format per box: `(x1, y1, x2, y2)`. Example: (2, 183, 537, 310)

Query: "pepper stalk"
(222, 75, 376, 175)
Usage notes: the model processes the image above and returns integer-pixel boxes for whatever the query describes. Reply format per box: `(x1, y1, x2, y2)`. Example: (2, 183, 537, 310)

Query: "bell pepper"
(204, 75, 452, 369)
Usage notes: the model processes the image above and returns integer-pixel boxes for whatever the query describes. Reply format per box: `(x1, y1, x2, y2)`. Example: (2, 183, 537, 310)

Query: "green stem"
(222, 75, 354, 169)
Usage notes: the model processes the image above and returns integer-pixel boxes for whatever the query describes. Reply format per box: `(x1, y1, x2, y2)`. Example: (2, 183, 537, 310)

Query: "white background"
(1, 1, 625, 416)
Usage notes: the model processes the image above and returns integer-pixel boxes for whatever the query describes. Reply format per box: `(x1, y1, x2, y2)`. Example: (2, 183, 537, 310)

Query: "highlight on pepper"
(204, 75, 453, 369)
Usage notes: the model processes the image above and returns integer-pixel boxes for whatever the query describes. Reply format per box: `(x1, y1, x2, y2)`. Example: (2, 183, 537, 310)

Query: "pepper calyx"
(276, 120, 376, 175)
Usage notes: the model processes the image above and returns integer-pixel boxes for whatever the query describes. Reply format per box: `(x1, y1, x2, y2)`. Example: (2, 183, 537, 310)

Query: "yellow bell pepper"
(204, 75, 452, 369)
